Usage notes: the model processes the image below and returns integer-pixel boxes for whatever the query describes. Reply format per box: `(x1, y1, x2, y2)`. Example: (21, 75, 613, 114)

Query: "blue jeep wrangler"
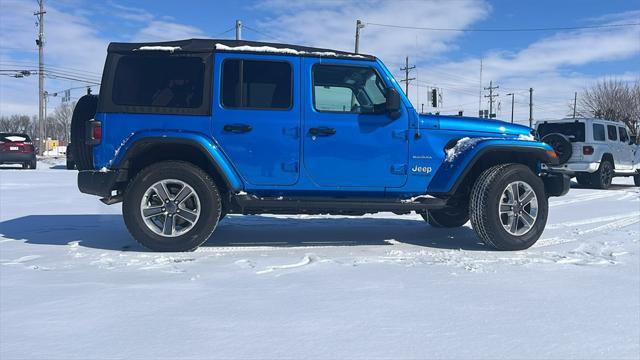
(71, 39, 569, 252)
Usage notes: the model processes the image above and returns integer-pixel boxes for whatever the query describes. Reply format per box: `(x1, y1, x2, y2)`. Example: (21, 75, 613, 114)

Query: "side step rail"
(231, 195, 448, 215)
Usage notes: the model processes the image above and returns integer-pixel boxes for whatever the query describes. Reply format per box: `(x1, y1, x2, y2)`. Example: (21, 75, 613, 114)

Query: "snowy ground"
(1, 159, 639, 360)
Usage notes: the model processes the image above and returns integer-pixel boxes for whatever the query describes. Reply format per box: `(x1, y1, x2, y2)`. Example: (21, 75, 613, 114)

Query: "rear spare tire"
(542, 133, 572, 164)
(70, 95, 98, 171)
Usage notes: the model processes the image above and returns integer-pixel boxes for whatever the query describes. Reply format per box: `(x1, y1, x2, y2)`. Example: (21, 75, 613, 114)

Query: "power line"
(365, 22, 640, 32)
(242, 24, 283, 42)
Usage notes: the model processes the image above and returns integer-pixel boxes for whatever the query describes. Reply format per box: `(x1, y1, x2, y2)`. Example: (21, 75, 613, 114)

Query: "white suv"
(535, 118, 639, 189)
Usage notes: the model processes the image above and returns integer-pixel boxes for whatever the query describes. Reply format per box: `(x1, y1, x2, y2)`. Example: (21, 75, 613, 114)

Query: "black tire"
(21, 162, 28, 169)
(541, 133, 572, 164)
(590, 160, 614, 189)
(66, 160, 75, 170)
(421, 207, 469, 228)
(29, 160, 37, 169)
(70, 95, 98, 171)
(575, 173, 592, 187)
(469, 163, 548, 251)
(122, 161, 221, 252)
(633, 174, 639, 187)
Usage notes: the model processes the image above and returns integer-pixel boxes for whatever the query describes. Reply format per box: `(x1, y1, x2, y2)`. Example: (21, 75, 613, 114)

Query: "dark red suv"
(0, 133, 37, 169)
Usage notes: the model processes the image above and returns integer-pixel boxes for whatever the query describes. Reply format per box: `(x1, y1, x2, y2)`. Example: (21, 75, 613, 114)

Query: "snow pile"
(215, 43, 366, 58)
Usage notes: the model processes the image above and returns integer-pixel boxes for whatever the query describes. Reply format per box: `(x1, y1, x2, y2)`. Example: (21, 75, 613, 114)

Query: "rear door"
(212, 54, 300, 186)
(617, 126, 633, 169)
(302, 59, 409, 188)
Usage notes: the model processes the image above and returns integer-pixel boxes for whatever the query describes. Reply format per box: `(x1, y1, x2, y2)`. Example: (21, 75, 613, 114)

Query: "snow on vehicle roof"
(134, 46, 182, 52)
(214, 43, 366, 58)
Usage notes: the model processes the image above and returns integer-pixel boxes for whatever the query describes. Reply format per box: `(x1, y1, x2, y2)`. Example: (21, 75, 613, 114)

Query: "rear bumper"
(543, 162, 600, 174)
(543, 173, 571, 197)
(0, 152, 35, 164)
(78, 170, 121, 197)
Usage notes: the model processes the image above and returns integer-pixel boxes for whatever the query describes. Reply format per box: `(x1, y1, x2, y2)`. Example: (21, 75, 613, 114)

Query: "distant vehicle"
(0, 133, 37, 169)
(536, 118, 640, 189)
(66, 143, 76, 170)
(71, 38, 569, 252)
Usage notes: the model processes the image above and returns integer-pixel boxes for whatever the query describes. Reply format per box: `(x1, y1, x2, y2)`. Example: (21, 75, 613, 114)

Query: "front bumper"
(542, 173, 570, 197)
(78, 170, 123, 197)
(0, 152, 35, 164)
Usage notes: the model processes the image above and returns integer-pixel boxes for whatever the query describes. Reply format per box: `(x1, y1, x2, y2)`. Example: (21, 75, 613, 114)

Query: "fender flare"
(427, 139, 557, 195)
(111, 130, 243, 191)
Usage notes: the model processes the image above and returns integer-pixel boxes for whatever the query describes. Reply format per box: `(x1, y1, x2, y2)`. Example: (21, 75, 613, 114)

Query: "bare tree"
(0, 115, 34, 135)
(578, 79, 640, 141)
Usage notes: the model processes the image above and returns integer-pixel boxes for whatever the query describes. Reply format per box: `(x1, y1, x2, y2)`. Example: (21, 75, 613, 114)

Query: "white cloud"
(254, 0, 490, 63)
(133, 21, 205, 42)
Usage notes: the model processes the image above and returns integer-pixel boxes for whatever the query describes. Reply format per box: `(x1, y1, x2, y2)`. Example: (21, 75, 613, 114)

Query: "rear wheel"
(21, 162, 28, 169)
(590, 160, 613, 189)
(421, 206, 469, 228)
(123, 161, 221, 252)
(634, 174, 640, 187)
(469, 163, 548, 250)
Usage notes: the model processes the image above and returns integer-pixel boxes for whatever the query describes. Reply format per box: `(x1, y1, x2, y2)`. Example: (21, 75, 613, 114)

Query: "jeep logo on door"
(411, 165, 432, 174)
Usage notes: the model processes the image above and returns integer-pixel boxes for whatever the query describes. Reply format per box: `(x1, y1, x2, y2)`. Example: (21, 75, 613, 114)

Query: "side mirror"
(385, 88, 401, 120)
(630, 135, 637, 145)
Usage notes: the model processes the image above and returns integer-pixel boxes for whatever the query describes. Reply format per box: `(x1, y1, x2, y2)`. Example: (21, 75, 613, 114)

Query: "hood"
(422, 115, 532, 136)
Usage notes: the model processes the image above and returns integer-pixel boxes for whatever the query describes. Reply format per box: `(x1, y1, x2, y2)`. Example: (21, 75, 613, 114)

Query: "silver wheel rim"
(140, 179, 201, 237)
(498, 181, 538, 236)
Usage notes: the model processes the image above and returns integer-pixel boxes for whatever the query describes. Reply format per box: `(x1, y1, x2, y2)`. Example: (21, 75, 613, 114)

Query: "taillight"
(583, 146, 594, 155)
(87, 120, 102, 145)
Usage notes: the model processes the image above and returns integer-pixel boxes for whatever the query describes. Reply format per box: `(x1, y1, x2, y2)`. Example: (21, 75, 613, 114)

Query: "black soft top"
(107, 38, 376, 60)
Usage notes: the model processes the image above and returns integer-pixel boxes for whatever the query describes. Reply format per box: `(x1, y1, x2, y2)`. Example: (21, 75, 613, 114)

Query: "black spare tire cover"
(70, 95, 98, 171)
(542, 133, 572, 165)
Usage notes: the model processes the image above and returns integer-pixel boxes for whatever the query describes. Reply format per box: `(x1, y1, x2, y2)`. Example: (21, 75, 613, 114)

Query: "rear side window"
(536, 122, 585, 142)
(619, 127, 629, 143)
(592, 124, 605, 141)
(607, 125, 617, 141)
(221, 59, 292, 110)
(112, 55, 205, 108)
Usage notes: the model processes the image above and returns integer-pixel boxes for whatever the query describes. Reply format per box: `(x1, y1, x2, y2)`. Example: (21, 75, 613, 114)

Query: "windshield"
(0, 133, 31, 143)
(537, 122, 585, 142)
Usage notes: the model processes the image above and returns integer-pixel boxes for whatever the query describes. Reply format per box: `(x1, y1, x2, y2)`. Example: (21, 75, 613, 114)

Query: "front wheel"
(469, 164, 548, 250)
(123, 161, 221, 252)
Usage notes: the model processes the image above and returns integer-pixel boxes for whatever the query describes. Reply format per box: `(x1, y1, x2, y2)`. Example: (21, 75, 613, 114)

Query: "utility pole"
(506, 93, 515, 123)
(478, 58, 483, 114)
(34, 0, 46, 155)
(235, 20, 242, 40)
(529, 87, 534, 128)
(400, 56, 415, 97)
(484, 80, 499, 118)
(421, 103, 424, 114)
(572, 91, 577, 118)
(354, 20, 364, 54)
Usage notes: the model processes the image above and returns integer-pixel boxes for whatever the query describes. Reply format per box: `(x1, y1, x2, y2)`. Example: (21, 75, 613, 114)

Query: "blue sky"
(1, 0, 638, 124)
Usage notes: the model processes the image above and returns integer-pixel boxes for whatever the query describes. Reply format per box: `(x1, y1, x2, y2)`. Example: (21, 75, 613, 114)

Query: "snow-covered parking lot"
(1, 160, 639, 359)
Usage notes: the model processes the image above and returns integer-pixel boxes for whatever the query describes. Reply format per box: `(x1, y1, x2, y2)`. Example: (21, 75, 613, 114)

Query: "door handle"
(223, 123, 252, 133)
(309, 127, 336, 136)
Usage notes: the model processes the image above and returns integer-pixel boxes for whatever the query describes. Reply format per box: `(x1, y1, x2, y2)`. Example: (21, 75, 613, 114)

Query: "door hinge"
(391, 163, 407, 175)
(392, 130, 409, 141)
(281, 161, 299, 172)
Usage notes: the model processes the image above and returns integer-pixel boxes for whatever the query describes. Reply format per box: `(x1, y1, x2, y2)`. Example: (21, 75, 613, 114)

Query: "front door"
(302, 59, 409, 188)
(212, 54, 300, 186)
(617, 126, 634, 169)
